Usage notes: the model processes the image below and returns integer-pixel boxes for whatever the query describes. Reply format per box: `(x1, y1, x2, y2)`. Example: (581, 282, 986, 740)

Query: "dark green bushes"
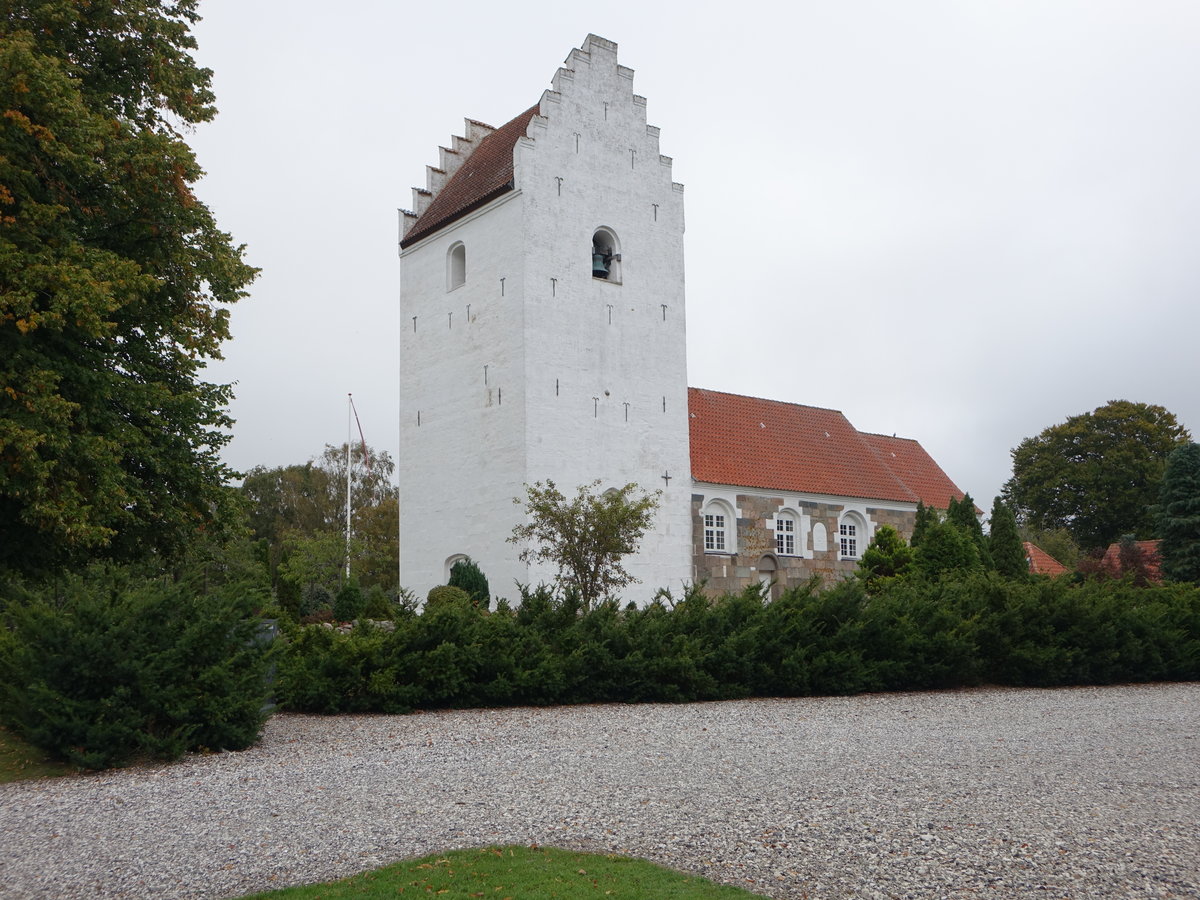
(275, 573, 1200, 715)
(0, 567, 272, 769)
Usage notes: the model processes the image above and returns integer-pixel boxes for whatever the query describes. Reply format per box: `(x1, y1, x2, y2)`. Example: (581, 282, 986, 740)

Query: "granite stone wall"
(692, 492, 917, 596)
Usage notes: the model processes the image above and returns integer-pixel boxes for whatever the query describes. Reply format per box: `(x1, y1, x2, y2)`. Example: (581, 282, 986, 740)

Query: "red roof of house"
(687, 388, 964, 507)
(1099, 539, 1162, 583)
(1023, 542, 1069, 576)
(400, 105, 539, 248)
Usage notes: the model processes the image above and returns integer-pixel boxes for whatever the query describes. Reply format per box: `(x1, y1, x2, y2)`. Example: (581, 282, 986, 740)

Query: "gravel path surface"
(1, 683, 1197, 899)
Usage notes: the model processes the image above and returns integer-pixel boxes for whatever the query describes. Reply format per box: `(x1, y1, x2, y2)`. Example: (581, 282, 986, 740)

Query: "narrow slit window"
(447, 242, 466, 291)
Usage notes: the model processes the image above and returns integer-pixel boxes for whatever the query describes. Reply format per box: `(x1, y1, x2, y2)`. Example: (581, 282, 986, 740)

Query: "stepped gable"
(400, 105, 539, 249)
(688, 388, 917, 503)
(859, 432, 965, 510)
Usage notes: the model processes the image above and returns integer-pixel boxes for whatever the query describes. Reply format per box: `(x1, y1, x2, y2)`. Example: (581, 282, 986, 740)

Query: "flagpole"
(345, 393, 352, 580)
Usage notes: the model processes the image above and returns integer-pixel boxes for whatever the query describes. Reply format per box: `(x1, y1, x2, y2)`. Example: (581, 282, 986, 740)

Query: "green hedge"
(0, 567, 273, 769)
(275, 574, 1200, 714)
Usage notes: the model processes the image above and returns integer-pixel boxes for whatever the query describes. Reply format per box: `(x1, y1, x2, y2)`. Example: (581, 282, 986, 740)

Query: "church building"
(398, 35, 964, 602)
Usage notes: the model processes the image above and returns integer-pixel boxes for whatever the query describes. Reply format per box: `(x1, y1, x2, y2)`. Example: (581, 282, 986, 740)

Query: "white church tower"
(398, 35, 691, 601)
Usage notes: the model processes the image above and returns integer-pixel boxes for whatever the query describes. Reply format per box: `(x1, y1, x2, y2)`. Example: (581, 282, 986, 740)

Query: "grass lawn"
(0, 726, 78, 783)
(240, 845, 772, 899)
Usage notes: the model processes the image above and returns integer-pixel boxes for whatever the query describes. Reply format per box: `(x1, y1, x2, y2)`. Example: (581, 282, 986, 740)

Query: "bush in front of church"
(272, 575, 1200, 715)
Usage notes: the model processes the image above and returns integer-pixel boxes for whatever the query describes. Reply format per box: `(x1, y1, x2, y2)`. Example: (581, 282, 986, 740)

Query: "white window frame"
(704, 512, 727, 552)
(839, 521, 858, 559)
(775, 513, 796, 556)
(701, 499, 735, 554)
(838, 511, 869, 560)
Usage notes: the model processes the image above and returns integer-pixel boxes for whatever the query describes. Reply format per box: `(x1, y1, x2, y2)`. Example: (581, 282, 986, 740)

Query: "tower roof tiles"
(400, 105, 539, 248)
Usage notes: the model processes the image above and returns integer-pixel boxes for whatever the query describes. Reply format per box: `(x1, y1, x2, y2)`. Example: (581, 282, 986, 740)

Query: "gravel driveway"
(1, 683, 1197, 899)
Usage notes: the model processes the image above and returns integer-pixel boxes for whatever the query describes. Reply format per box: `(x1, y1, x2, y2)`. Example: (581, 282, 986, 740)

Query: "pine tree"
(1158, 443, 1200, 583)
(988, 496, 1027, 579)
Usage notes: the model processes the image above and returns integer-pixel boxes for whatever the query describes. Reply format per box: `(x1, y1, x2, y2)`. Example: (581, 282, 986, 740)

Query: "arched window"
(838, 511, 868, 560)
(591, 227, 621, 283)
(444, 553, 469, 582)
(702, 498, 734, 554)
(775, 511, 797, 556)
(447, 242, 466, 291)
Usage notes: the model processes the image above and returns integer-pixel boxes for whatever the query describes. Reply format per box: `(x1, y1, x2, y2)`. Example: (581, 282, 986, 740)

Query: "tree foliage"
(857, 525, 914, 593)
(948, 493, 991, 568)
(1002, 401, 1190, 550)
(448, 556, 490, 609)
(910, 501, 937, 548)
(0, 1, 258, 575)
(0, 562, 271, 769)
(988, 496, 1027, 579)
(240, 444, 398, 600)
(1159, 443, 1200, 584)
(508, 480, 660, 609)
(914, 520, 982, 580)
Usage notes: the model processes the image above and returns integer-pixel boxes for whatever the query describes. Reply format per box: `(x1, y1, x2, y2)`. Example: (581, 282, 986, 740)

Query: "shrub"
(0, 567, 272, 769)
(426, 585, 471, 608)
(299, 583, 334, 619)
(448, 557, 491, 610)
(333, 581, 364, 621)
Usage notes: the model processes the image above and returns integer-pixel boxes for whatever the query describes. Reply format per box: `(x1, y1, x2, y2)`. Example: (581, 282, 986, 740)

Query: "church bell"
(592, 250, 610, 278)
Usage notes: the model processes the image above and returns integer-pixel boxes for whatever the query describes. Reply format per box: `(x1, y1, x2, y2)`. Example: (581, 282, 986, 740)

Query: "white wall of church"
(514, 36, 693, 598)
(399, 35, 692, 602)
(399, 195, 532, 601)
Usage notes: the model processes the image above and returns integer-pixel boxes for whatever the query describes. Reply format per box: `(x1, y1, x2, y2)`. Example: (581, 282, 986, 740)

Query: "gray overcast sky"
(190, 0, 1200, 511)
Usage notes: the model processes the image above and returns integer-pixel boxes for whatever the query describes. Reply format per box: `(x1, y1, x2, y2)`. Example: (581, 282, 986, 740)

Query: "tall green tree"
(988, 496, 1027, 579)
(508, 480, 660, 609)
(910, 500, 937, 547)
(0, 1, 257, 574)
(914, 520, 981, 580)
(948, 493, 991, 568)
(1002, 400, 1190, 550)
(1158, 442, 1200, 584)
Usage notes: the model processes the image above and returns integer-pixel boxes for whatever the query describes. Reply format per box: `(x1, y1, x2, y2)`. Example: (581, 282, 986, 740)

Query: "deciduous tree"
(508, 480, 660, 609)
(1, 1, 257, 574)
(1002, 400, 1190, 550)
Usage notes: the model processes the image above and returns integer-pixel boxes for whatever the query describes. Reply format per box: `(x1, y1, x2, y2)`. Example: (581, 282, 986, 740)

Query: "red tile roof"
(687, 388, 965, 506)
(859, 432, 966, 510)
(1099, 539, 1162, 583)
(1023, 542, 1069, 576)
(400, 105, 539, 248)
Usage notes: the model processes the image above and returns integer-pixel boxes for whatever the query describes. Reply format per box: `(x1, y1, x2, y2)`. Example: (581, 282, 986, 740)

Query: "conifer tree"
(1158, 442, 1200, 583)
(988, 496, 1027, 579)
(949, 493, 992, 568)
(857, 525, 914, 593)
(448, 556, 491, 610)
(910, 501, 937, 548)
(914, 520, 982, 580)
